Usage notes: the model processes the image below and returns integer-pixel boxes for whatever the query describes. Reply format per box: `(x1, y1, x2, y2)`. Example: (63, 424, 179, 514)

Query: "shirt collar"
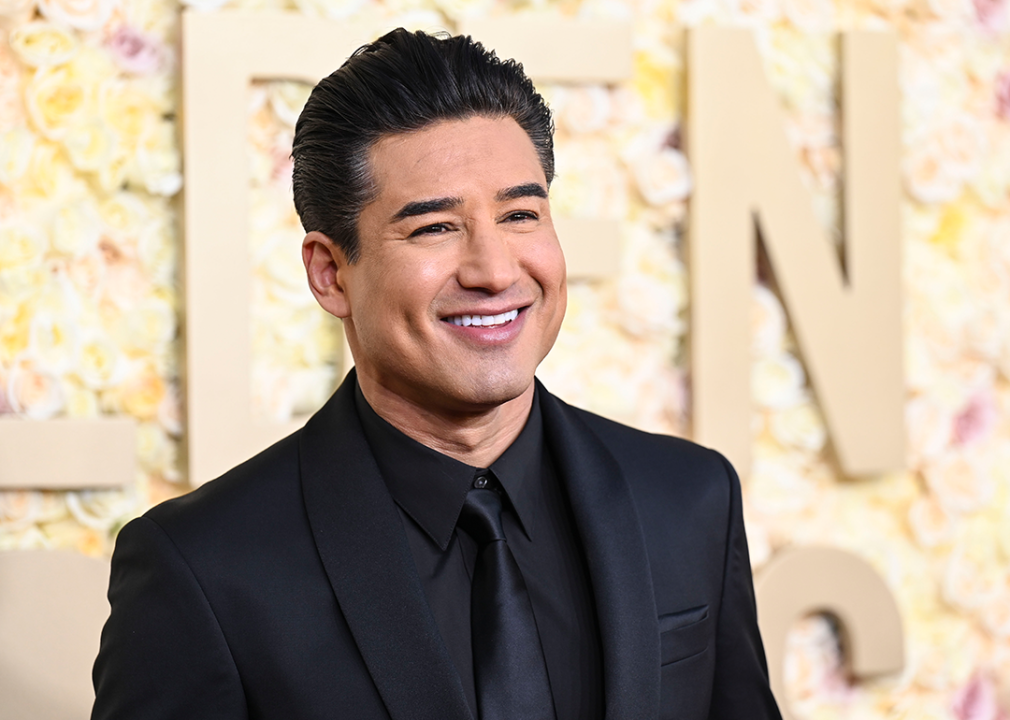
(354, 382, 543, 551)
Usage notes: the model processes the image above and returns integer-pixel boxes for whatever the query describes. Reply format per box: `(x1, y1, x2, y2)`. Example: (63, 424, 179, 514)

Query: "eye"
(408, 222, 452, 237)
(503, 210, 538, 223)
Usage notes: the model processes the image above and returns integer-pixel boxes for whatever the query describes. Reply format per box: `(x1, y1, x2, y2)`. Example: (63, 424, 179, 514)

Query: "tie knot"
(458, 487, 506, 546)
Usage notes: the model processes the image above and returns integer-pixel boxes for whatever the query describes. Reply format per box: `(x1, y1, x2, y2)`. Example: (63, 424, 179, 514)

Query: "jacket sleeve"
(707, 456, 783, 720)
(91, 516, 248, 720)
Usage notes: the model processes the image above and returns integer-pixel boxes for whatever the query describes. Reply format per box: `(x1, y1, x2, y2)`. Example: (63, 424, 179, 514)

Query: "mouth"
(442, 308, 521, 328)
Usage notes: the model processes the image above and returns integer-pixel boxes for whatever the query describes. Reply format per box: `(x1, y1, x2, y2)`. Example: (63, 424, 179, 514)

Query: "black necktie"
(458, 481, 555, 720)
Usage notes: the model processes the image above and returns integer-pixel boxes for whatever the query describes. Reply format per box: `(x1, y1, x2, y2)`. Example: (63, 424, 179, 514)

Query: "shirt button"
(473, 476, 488, 489)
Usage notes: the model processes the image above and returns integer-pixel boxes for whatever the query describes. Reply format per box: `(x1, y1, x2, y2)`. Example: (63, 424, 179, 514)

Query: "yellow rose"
(21, 140, 79, 200)
(77, 330, 123, 389)
(24, 65, 89, 142)
(99, 80, 156, 147)
(0, 304, 31, 363)
(64, 380, 99, 417)
(119, 295, 175, 355)
(8, 20, 78, 67)
(0, 220, 47, 302)
(120, 363, 166, 420)
(99, 191, 150, 241)
(37, 0, 113, 32)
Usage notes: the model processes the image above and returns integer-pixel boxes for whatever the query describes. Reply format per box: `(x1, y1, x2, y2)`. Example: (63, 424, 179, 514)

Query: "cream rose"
(63, 119, 118, 173)
(907, 494, 954, 548)
(136, 422, 179, 480)
(623, 126, 692, 207)
(752, 283, 787, 358)
(0, 127, 35, 185)
(119, 295, 176, 355)
(268, 80, 313, 128)
(551, 137, 628, 218)
(9, 21, 79, 67)
(0, 220, 47, 301)
(923, 450, 995, 515)
(66, 489, 139, 532)
(558, 87, 612, 135)
(752, 354, 807, 409)
(942, 533, 1001, 611)
(781, 0, 835, 31)
(769, 402, 827, 452)
(37, 0, 113, 32)
(0, 490, 43, 531)
(7, 358, 65, 419)
(133, 119, 182, 196)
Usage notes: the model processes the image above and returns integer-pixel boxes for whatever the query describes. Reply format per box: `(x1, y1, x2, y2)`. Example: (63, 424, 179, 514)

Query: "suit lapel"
(299, 373, 472, 720)
(538, 382, 661, 720)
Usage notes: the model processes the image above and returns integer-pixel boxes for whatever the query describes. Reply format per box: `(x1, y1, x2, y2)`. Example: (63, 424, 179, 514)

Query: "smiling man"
(92, 30, 781, 720)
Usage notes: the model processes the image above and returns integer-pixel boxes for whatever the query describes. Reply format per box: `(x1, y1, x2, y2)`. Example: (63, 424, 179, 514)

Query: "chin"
(452, 368, 536, 410)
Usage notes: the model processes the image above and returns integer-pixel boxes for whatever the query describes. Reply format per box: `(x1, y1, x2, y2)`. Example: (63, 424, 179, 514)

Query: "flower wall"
(1, 0, 1009, 716)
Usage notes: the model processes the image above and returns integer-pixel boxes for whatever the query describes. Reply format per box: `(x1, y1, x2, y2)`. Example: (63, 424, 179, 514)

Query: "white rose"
(905, 395, 953, 467)
(133, 118, 182, 196)
(63, 118, 118, 173)
(37, 0, 113, 32)
(64, 382, 99, 417)
(8, 21, 79, 67)
(29, 311, 79, 374)
(179, 0, 229, 9)
(51, 198, 102, 257)
(66, 489, 139, 532)
(752, 354, 806, 409)
(7, 358, 65, 419)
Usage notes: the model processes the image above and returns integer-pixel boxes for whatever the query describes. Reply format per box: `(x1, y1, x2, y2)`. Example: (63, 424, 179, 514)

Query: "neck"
(356, 377, 535, 468)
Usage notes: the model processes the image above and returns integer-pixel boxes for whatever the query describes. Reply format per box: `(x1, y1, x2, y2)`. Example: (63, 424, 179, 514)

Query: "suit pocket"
(658, 605, 710, 666)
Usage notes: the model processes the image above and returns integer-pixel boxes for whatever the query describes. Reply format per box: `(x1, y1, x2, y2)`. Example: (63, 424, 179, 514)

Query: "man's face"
(317, 115, 567, 415)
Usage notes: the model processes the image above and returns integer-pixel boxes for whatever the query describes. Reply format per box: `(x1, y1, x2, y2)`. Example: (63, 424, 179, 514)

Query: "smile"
(443, 309, 520, 328)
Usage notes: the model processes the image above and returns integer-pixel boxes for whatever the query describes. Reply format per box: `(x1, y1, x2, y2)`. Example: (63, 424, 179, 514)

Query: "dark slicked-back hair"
(291, 28, 555, 262)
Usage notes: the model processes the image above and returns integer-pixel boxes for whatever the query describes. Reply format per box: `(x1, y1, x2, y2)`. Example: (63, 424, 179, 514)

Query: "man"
(92, 29, 781, 720)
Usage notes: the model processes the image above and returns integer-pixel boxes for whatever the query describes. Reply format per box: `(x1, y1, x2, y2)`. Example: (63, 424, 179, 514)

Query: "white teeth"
(446, 309, 519, 328)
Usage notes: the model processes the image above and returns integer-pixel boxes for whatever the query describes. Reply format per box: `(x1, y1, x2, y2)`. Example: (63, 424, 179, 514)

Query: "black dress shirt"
(354, 385, 603, 720)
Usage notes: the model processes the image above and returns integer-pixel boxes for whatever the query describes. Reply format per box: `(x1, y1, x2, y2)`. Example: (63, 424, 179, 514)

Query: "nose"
(456, 222, 522, 293)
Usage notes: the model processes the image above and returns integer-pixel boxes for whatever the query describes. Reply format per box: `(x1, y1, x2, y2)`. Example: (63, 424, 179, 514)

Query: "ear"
(302, 231, 352, 319)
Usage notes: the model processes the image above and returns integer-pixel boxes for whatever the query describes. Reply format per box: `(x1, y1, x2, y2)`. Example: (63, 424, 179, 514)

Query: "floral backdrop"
(1, 0, 1009, 716)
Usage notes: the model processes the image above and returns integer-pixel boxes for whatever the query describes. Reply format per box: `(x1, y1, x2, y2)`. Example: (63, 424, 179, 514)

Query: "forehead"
(366, 116, 546, 204)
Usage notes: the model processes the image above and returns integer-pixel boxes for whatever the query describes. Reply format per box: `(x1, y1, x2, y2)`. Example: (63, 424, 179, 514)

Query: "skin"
(303, 116, 567, 467)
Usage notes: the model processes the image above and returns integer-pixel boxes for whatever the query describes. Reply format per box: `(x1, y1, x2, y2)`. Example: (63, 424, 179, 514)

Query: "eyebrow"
(392, 196, 463, 221)
(390, 183, 549, 222)
(495, 183, 548, 202)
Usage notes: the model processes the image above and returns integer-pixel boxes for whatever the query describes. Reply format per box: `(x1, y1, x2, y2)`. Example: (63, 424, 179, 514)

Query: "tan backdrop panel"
(182, 11, 630, 485)
(686, 28, 904, 478)
(0, 419, 135, 489)
(0, 551, 111, 720)
(458, 17, 633, 83)
(755, 547, 905, 720)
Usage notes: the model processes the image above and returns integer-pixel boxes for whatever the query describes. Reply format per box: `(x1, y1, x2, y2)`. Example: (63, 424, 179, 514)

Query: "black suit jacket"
(92, 374, 781, 720)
